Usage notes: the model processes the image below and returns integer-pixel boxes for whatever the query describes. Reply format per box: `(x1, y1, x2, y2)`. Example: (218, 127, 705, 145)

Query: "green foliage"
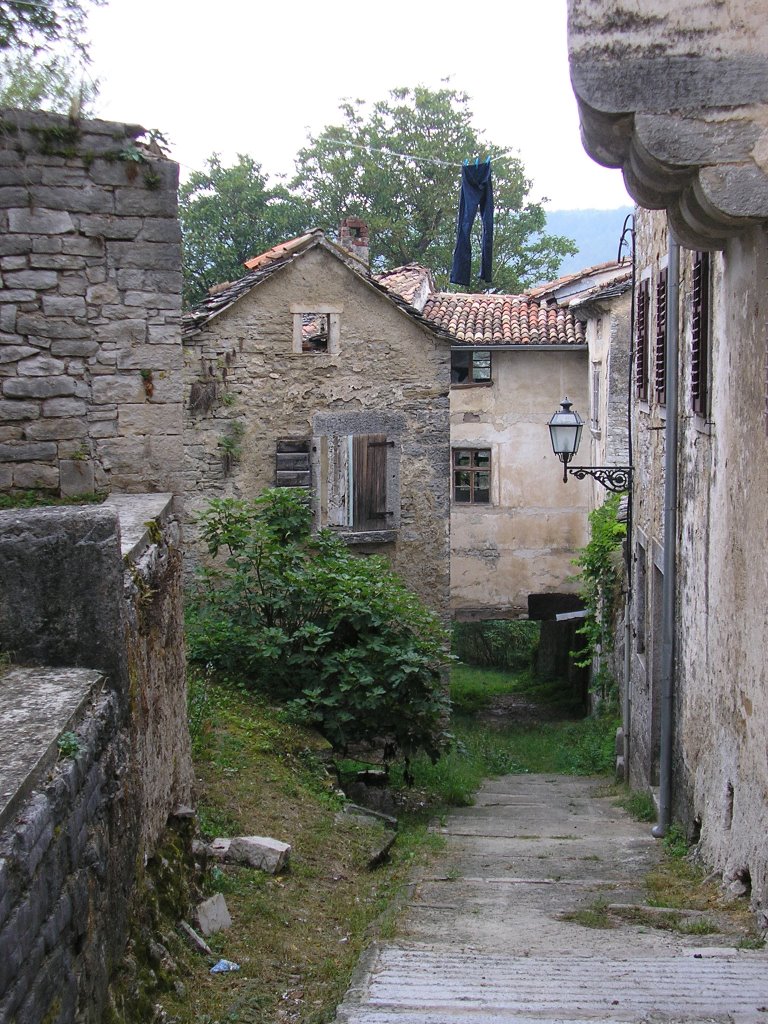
(616, 788, 657, 822)
(663, 823, 689, 859)
(571, 494, 627, 669)
(178, 154, 313, 306)
(0, 0, 103, 55)
(0, 51, 98, 115)
(451, 618, 539, 671)
(57, 731, 80, 758)
(292, 85, 576, 292)
(187, 490, 451, 775)
(0, 489, 105, 508)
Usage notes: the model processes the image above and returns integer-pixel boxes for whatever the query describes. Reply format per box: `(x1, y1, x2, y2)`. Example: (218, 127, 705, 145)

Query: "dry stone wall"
(0, 108, 183, 496)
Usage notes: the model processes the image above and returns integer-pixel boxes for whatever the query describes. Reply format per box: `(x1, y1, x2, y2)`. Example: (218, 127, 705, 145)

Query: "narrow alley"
(334, 775, 768, 1023)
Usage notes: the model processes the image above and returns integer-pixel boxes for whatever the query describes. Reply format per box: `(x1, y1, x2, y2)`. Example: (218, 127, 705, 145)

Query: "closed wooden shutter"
(352, 434, 389, 530)
(275, 438, 311, 487)
(636, 278, 650, 401)
(691, 251, 710, 415)
(655, 267, 667, 405)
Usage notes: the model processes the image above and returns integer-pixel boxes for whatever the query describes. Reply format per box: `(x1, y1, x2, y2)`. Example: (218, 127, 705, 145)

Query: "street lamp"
(547, 397, 632, 493)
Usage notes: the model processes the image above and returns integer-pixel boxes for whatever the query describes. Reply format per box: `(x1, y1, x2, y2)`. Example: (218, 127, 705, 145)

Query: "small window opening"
(451, 350, 492, 385)
(302, 313, 330, 352)
(453, 448, 491, 504)
(724, 781, 734, 830)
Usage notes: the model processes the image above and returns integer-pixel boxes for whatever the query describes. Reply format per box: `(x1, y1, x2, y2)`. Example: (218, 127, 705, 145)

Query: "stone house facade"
(569, 0, 768, 926)
(182, 228, 453, 619)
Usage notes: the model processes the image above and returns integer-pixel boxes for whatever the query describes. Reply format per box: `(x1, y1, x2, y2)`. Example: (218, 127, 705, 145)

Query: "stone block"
(1, 255, 28, 271)
(226, 836, 291, 874)
(0, 344, 37, 364)
(118, 403, 182, 435)
(61, 235, 105, 257)
(32, 236, 63, 254)
(138, 220, 182, 244)
(194, 893, 232, 936)
(60, 459, 95, 496)
(0, 440, 57, 461)
(7, 208, 75, 234)
(209, 838, 231, 861)
(41, 296, 87, 318)
(29, 185, 115, 215)
(0, 464, 10, 488)
(25, 417, 87, 440)
(31, 254, 86, 271)
(17, 354, 66, 376)
(88, 419, 118, 438)
(124, 291, 181, 311)
(3, 269, 58, 290)
(116, 344, 180, 371)
(56, 276, 87, 297)
(12, 462, 59, 488)
(0, 306, 16, 333)
(0, 186, 29, 208)
(114, 189, 177, 218)
(106, 241, 179, 270)
(0, 235, 32, 256)
(16, 315, 88, 340)
(3, 377, 75, 399)
(94, 320, 147, 345)
(0, 399, 39, 420)
(0, 289, 35, 303)
(86, 282, 120, 305)
(147, 324, 181, 344)
(92, 375, 144, 405)
(49, 339, 99, 358)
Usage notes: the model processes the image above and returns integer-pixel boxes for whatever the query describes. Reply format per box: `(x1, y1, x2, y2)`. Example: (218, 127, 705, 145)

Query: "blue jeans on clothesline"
(450, 160, 493, 286)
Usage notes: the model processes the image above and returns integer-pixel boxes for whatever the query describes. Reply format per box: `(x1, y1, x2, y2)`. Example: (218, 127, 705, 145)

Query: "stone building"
(181, 226, 454, 618)
(569, 0, 768, 925)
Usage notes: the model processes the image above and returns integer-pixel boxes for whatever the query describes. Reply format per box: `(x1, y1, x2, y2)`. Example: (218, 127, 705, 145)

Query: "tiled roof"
(528, 261, 632, 304)
(375, 264, 434, 311)
(421, 293, 586, 346)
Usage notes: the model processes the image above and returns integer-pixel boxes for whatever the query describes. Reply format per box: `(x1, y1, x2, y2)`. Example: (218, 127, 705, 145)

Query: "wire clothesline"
(320, 137, 518, 169)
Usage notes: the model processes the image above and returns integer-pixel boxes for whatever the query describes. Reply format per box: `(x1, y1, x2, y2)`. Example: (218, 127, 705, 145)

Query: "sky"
(85, 0, 632, 213)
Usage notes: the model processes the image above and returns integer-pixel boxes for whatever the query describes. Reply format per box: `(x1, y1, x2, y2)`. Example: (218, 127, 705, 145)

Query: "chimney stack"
(339, 217, 369, 266)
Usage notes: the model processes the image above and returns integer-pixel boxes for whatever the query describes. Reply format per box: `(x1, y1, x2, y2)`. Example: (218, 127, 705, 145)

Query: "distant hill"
(544, 207, 634, 278)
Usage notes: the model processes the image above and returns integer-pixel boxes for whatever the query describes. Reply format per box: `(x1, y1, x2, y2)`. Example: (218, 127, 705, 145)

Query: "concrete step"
(335, 945, 768, 1023)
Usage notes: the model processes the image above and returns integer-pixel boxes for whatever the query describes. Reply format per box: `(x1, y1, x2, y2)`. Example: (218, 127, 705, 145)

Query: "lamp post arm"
(568, 466, 633, 493)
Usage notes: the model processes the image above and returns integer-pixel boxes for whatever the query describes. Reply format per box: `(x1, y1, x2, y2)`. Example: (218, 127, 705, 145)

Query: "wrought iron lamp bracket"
(568, 466, 633, 493)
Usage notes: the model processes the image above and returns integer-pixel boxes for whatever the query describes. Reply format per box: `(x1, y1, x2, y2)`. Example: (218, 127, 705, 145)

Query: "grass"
(614, 788, 657, 822)
(0, 489, 106, 509)
(450, 662, 583, 716)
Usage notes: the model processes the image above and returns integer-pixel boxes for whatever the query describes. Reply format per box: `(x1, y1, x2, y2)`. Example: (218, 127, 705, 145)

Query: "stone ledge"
(0, 665, 105, 832)
(104, 492, 175, 559)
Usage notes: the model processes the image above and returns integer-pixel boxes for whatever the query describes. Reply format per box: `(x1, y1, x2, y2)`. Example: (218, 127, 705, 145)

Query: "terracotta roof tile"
(375, 264, 435, 310)
(421, 293, 586, 346)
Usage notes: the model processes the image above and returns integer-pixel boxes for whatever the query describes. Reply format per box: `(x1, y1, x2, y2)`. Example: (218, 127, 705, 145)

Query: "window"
(291, 304, 341, 355)
(655, 267, 668, 406)
(451, 349, 492, 385)
(635, 540, 647, 656)
(452, 448, 491, 504)
(635, 277, 650, 401)
(691, 251, 710, 416)
(326, 433, 393, 532)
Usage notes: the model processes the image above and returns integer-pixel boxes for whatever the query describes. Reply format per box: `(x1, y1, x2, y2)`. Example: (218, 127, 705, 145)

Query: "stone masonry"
(0, 108, 183, 496)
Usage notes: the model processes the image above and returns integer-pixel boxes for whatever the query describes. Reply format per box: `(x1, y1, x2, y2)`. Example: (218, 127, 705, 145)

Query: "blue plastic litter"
(210, 959, 240, 974)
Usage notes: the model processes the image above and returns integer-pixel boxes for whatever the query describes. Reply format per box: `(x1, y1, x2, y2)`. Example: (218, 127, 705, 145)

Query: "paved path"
(334, 775, 768, 1023)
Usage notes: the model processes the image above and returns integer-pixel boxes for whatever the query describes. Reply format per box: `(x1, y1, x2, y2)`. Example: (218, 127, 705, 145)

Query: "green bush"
(187, 490, 451, 776)
(452, 619, 539, 670)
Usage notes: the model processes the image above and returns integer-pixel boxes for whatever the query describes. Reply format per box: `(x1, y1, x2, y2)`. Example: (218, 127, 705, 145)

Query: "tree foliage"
(178, 154, 313, 306)
(0, 0, 102, 54)
(0, 51, 98, 114)
(187, 489, 451, 776)
(291, 85, 576, 291)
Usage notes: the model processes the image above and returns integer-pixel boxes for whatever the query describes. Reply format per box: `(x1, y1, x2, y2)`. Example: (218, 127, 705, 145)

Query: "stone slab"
(0, 666, 104, 831)
(195, 893, 232, 936)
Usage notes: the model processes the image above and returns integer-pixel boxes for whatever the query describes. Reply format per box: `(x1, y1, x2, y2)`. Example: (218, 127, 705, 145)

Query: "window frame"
(452, 447, 491, 505)
(451, 348, 492, 386)
(291, 303, 341, 356)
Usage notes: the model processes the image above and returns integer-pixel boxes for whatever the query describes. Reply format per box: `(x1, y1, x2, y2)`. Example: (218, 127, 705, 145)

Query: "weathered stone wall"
(450, 347, 590, 618)
(0, 496, 192, 1021)
(0, 108, 183, 496)
(630, 207, 768, 924)
(183, 246, 451, 619)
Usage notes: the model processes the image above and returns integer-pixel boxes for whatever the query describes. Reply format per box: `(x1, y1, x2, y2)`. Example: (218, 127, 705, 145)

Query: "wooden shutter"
(275, 438, 311, 487)
(352, 434, 389, 530)
(691, 251, 710, 415)
(636, 278, 650, 401)
(655, 268, 667, 405)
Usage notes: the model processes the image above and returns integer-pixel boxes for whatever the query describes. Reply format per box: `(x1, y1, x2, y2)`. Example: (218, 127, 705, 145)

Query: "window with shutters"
(691, 251, 711, 417)
(452, 448, 491, 504)
(655, 267, 667, 406)
(275, 439, 311, 488)
(325, 433, 394, 534)
(451, 349, 492, 385)
(635, 277, 650, 401)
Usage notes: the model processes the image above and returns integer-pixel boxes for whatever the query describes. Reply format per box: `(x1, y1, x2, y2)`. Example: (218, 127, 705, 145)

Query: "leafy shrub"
(187, 490, 451, 776)
(451, 619, 539, 670)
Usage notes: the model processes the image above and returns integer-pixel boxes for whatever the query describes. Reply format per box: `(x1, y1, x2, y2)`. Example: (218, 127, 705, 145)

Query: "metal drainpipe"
(652, 236, 680, 838)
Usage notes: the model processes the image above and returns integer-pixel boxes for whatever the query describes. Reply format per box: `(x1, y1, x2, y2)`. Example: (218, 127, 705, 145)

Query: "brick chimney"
(339, 217, 369, 266)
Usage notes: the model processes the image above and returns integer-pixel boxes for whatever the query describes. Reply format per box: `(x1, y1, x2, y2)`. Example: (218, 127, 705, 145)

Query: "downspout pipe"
(652, 236, 680, 838)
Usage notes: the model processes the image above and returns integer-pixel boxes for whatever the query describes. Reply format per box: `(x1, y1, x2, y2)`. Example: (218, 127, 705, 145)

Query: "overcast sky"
(86, 0, 631, 212)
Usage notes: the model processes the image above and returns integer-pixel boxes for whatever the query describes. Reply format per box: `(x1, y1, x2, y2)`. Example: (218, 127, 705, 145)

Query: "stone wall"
(0, 496, 192, 1021)
(0, 108, 183, 496)
(183, 244, 451, 619)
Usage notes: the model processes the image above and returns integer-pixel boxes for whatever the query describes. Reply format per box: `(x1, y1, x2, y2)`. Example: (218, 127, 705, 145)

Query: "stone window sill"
(334, 529, 397, 545)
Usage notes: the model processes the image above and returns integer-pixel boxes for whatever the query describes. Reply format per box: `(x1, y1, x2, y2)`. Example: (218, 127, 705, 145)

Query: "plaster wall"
(449, 347, 589, 618)
(183, 247, 451, 618)
(630, 206, 768, 923)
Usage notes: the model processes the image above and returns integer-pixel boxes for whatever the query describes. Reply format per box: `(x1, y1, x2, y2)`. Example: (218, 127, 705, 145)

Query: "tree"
(178, 154, 313, 307)
(0, 0, 101, 54)
(0, 52, 98, 115)
(187, 489, 451, 776)
(291, 85, 576, 292)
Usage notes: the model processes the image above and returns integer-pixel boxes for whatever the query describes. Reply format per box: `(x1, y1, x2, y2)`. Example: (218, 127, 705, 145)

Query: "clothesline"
(320, 137, 517, 169)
